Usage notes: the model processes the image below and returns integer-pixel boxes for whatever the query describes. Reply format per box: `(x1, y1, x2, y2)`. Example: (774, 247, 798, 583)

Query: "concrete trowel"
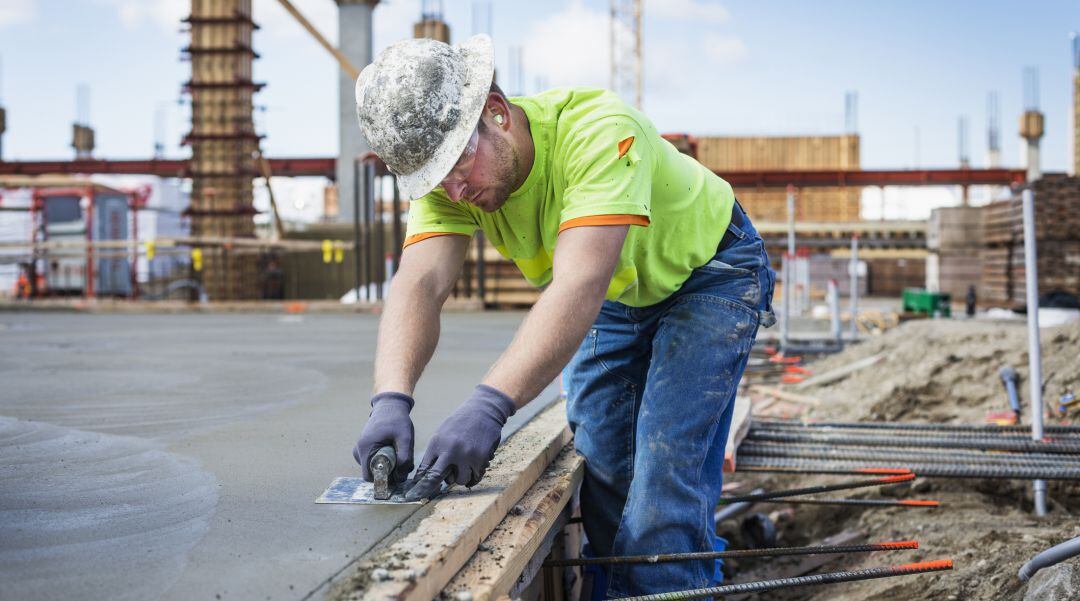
(316, 445, 442, 505)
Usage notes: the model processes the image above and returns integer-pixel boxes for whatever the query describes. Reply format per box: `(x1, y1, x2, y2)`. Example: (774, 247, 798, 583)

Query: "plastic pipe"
(713, 490, 759, 524)
(1021, 187, 1047, 516)
(1017, 536, 1080, 582)
(999, 365, 1022, 417)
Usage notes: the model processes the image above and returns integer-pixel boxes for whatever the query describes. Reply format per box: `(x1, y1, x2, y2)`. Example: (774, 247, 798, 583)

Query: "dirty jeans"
(565, 203, 775, 597)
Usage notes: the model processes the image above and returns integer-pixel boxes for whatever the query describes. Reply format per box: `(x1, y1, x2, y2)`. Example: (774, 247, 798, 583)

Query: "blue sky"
(0, 0, 1077, 174)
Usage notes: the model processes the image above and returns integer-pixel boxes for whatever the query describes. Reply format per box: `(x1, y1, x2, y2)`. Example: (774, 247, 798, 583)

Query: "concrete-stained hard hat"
(355, 34, 494, 200)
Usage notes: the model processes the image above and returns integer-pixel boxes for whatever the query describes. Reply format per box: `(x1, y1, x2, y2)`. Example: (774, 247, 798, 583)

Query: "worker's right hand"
(353, 392, 415, 483)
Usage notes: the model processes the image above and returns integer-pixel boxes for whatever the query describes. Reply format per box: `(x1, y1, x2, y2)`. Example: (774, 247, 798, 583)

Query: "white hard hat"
(354, 34, 495, 200)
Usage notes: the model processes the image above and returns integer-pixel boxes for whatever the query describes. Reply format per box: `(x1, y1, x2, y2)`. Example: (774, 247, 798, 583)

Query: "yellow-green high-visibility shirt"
(403, 87, 735, 308)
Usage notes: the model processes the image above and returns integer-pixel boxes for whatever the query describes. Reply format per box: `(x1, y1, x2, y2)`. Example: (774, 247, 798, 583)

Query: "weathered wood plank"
(331, 400, 572, 601)
(441, 446, 585, 601)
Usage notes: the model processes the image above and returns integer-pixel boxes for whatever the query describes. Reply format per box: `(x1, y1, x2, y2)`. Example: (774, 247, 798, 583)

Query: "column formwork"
(183, 0, 263, 299)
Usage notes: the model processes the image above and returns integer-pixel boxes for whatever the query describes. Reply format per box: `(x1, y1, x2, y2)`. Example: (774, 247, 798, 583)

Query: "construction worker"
(352, 35, 775, 596)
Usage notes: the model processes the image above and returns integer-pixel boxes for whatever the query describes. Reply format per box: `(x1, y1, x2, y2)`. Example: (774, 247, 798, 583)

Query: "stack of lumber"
(865, 256, 925, 297)
(926, 207, 983, 299)
(979, 175, 1080, 306)
(697, 135, 862, 222)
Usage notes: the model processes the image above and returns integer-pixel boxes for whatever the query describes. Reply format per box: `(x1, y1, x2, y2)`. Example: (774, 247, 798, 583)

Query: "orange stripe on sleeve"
(558, 214, 650, 234)
(402, 231, 471, 249)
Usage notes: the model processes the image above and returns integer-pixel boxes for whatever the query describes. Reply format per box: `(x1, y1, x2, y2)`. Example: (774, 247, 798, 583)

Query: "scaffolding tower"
(183, 0, 263, 299)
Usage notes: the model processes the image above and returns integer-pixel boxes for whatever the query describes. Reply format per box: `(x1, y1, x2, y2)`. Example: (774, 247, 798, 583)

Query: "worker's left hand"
(404, 384, 517, 501)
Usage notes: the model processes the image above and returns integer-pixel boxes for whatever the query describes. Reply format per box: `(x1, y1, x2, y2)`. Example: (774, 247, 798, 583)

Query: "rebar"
(736, 456, 1080, 481)
(611, 559, 953, 601)
(542, 540, 918, 568)
(750, 423, 1078, 442)
(719, 473, 914, 504)
(755, 497, 940, 508)
(746, 429, 1080, 455)
(738, 442, 1080, 466)
(753, 420, 1080, 436)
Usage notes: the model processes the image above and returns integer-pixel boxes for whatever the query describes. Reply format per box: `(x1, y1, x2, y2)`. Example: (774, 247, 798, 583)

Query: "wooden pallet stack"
(979, 175, 1080, 306)
(696, 135, 862, 222)
(926, 207, 983, 299)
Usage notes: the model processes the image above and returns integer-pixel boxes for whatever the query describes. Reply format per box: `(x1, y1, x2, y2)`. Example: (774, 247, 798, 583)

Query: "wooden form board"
(442, 446, 585, 600)
(331, 400, 573, 601)
(736, 187, 862, 223)
(696, 135, 861, 171)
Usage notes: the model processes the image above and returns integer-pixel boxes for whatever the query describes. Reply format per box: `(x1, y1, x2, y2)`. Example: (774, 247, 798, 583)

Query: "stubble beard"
(482, 132, 521, 212)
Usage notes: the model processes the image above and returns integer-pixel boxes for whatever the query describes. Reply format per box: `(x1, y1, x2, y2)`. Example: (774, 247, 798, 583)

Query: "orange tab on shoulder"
(618, 136, 635, 158)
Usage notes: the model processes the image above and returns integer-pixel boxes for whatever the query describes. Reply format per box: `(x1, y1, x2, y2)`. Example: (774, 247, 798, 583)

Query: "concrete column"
(336, 0, 378, 223)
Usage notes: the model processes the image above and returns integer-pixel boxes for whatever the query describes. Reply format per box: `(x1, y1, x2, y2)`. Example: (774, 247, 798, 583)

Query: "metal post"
(374, 171, 385, 300)
(782, 186, 795, 352)
(849, 234, 859, 341)
(781, 259, 791, 351)
(475, 231, 487, 304)
(1021, 187, 1047, 516)
(391, 178, 403, 273)
(352, 157, 361, 301)
(828, 279, 841, 342)
(365, 162, 376, 301)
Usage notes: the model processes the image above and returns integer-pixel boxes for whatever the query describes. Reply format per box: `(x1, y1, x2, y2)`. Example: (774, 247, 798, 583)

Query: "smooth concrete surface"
(0, 312, 556, 600)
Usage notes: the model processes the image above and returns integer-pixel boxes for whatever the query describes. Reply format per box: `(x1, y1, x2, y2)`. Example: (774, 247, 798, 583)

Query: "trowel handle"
(371, 445, 397, 476)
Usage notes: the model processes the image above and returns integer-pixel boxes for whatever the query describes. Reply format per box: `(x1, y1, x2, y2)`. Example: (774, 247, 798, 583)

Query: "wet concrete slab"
(0, 312, 556, 600)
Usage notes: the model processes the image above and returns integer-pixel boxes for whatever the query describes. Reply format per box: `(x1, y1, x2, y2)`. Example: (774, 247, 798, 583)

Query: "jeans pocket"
(701, 258, 752, 276)
(590, 327, 637, 389)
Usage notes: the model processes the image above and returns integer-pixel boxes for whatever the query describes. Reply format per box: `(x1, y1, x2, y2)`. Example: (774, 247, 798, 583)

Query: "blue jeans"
(565, 203, 775, 597)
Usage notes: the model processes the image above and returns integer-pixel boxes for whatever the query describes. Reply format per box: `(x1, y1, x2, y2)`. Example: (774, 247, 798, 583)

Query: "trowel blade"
(316, 477, 424, 505)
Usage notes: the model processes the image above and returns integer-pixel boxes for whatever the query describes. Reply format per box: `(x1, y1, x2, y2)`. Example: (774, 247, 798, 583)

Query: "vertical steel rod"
(828, 279, 841, 342)
(374, 170, 385, 300)
(391, 179, 402, 273)
(352, 157, 361, 301)
(782, 186, 795, 352)
(849, 234, 859, 341)
(475, 231, 487, 304)
(1022, 187, 1047, 516)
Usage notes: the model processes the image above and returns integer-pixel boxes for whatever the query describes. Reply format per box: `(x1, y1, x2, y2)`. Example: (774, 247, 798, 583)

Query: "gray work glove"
(353, 391, 415, 483)
(404, 384, 516, 502)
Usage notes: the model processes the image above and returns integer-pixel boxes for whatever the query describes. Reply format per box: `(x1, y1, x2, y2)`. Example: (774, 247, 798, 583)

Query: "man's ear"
(485, 93, 511, 132)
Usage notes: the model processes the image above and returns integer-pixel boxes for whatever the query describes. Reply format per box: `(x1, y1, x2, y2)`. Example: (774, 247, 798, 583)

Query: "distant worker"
(351, 35, 775, 596)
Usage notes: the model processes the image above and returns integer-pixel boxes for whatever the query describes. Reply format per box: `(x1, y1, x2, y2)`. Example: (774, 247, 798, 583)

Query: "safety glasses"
(441, 127, 479, 186)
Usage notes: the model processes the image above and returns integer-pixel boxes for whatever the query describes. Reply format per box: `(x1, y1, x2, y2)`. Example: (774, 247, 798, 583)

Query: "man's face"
(439, 117, 521, 213)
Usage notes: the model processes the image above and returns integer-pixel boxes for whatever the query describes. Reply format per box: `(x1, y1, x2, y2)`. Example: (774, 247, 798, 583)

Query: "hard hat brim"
(382, 34, 494, 201)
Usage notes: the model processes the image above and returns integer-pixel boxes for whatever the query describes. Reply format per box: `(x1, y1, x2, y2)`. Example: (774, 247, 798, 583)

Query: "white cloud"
(701, 32, 747, 64)
(94, 0, 185, 31)
(372, 0, 421, 52)
(255, 0, 338, 44)
(92, 0, 341, 41)
(0, 0, 36, 27)
(521, 1, 616, 90)
(646, 0, 729, 24)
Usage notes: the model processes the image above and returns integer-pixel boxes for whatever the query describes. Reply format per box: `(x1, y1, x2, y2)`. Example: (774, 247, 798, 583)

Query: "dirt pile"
(802, 317, 1080, 424)
(732, 317, 1080, 601)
